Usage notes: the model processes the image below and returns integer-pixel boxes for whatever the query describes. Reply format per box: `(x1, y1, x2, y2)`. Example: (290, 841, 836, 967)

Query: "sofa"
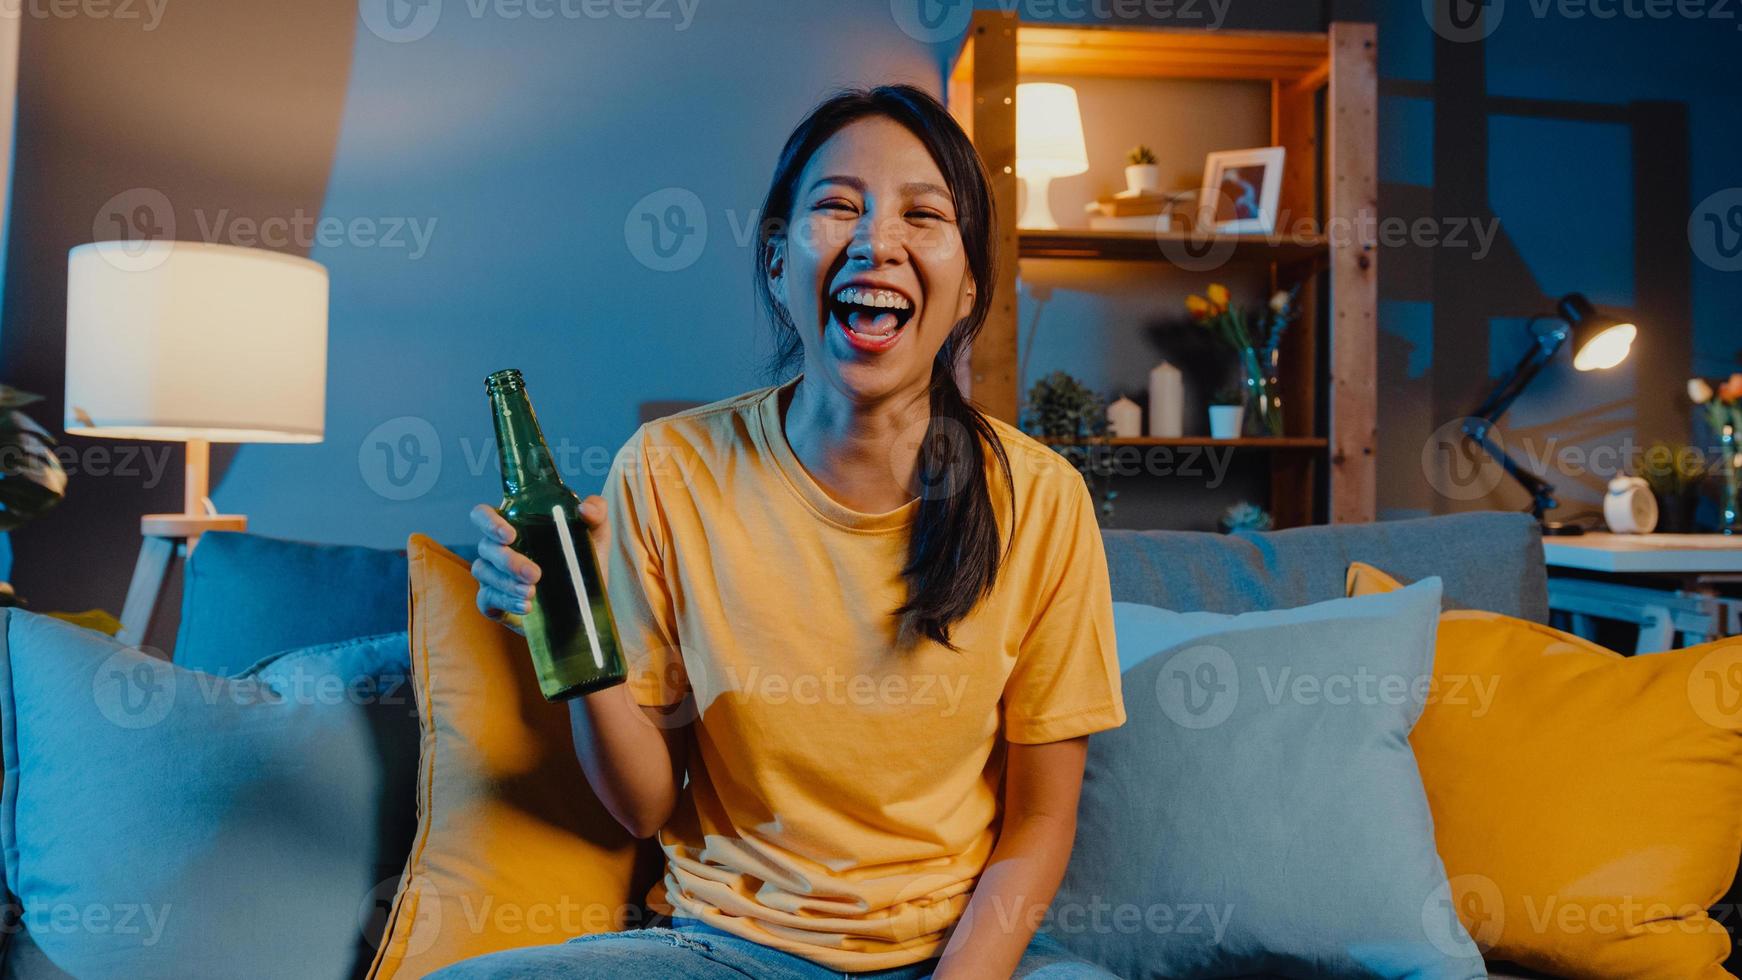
(1, 511, 1732, 978)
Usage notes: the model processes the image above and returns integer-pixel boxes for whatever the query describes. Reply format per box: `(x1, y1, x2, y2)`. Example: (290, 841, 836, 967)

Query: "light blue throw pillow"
(0, 611, 419, 979)
(173, 531, 477, 677)
(1046, 579, 1485, 979)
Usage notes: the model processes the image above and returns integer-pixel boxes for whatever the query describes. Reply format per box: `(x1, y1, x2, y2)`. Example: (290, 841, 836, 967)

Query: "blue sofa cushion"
(1101, 512, 1547, 621)
(175, 531, 474, 675)
(0, 612, 419, 979)
(1047, 579, 1485, 979)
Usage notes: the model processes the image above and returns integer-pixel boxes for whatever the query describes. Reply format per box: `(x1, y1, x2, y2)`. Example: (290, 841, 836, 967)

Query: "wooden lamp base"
(116, 439, 248, 650)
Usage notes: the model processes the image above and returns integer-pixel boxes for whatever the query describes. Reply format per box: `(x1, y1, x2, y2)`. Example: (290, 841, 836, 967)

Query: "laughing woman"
(448, 85, 1124, 979)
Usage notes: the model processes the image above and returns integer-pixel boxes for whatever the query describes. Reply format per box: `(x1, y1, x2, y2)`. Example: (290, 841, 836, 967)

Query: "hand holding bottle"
(470, 496, 610, 631)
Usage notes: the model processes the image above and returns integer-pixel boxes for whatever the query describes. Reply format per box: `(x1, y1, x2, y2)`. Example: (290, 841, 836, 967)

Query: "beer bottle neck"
(489, 386, 564, 495)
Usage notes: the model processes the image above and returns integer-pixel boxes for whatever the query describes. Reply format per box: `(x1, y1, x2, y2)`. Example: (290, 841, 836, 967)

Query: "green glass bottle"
(485, 368, 626, 700)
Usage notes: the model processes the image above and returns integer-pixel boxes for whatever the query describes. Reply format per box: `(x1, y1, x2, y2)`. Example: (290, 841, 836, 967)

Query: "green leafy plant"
(0, 386, 66, 533)
(1126, 144, 1158, 166)
(1211, 383, 1244, 407)
(1019, 371, 1118, 524)
(1632, 442, 1709, 499)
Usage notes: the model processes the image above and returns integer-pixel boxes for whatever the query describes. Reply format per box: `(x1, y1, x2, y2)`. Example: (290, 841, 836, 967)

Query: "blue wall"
(1373, 0, 1741, 520)
(216, 2, 940, 550)
(4, 0, 1739, 622)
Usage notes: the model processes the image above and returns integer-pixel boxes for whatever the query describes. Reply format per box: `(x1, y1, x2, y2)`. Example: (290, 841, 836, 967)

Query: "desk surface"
(1543, 532, 1742, 573)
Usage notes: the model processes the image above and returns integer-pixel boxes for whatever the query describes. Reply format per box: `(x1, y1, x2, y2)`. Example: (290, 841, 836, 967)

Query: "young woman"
(448, 85, 1124, 979)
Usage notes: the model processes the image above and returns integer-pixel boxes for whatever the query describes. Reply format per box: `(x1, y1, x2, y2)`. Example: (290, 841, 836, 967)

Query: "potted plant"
(0, 385, 69, 606)
(1019, 371, 1118, 524)
(1125, 145, 1161, 196)
(1632, 442, 1707, 533)
(1208, 383, 1245, 439)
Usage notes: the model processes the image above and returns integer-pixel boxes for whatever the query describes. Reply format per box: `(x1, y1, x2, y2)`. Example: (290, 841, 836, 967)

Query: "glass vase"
(1722, 423, 1741, 535)
(1239, 346, 1283, 438)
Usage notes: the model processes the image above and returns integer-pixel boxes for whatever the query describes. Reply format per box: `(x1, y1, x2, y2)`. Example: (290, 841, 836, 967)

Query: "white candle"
(1107, 396, 1141, 438)
(1148, 361, 1183, 437)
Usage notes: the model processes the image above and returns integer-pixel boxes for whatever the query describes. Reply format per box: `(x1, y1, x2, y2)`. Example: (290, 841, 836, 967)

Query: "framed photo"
(1197, 146, 1286, 234)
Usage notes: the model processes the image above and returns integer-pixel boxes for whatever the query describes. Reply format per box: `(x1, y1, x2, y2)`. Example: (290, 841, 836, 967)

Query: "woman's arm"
(473, 497, 689, 839)
(565, 492, 689, 838)
(932, 737, 1088, 980)
(568, 691, 688, 839)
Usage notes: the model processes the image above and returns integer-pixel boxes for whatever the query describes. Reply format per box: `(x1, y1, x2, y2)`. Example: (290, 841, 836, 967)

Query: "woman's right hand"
(470, 498, 611, 631)
(471, 504, 541, 630)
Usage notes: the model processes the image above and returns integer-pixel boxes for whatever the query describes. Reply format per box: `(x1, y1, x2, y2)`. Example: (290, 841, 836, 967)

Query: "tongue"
(847, 309, 900, 337)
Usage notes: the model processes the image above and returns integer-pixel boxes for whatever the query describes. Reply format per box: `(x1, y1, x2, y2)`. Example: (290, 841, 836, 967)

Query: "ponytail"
(892, 341, 1015, 651)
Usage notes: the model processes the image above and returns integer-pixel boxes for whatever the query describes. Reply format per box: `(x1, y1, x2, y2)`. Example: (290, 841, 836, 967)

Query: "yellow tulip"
(1186, 295, 1212, 319)
(1206, 283, 1230, 311)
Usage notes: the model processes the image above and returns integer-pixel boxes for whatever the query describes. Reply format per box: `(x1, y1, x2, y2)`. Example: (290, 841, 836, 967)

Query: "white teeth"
(832, 286, 913, 310)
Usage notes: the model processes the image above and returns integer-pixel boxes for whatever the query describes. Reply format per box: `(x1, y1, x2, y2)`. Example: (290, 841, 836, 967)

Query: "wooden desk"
(1543, 534, 1742, 653)
(1543, 533, 1742, 575)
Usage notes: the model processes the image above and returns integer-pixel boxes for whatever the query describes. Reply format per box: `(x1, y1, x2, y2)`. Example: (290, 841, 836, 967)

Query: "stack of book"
(1083, 190, 1196, 232)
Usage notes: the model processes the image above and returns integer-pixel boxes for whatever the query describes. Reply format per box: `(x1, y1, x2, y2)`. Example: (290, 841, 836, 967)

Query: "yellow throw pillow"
(368, 535, 657, 978)
(1348, 561, 1742, 978)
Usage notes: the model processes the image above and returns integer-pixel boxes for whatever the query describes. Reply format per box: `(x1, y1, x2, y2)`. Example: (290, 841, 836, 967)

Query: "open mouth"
(828, 285, 916, 348)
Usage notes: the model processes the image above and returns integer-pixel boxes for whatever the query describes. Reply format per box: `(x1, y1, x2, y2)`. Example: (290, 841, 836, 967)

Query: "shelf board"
(1017, 25, 1331, 84)
(1039, 436, 1329, 450)
(1020, 229, 1328, 265)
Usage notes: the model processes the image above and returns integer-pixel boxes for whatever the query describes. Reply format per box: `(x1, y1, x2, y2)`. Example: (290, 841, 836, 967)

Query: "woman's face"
(768, 116, 975, 404)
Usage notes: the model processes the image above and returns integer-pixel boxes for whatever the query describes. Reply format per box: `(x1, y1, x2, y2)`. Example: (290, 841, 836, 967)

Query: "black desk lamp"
(1460, 293, 1639, 536)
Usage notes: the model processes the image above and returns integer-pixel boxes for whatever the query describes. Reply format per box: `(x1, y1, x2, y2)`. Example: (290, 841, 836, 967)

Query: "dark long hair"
(752, 84, 1014, 652)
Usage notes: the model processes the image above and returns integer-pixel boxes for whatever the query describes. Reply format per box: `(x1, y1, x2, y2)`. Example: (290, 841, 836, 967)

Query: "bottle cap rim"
(485, 368, 525, 390)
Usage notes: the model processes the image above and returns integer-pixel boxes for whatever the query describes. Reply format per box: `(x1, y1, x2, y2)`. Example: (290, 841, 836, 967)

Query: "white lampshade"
(65, 241, 328, 443)
(1016, 82, 1090, 179)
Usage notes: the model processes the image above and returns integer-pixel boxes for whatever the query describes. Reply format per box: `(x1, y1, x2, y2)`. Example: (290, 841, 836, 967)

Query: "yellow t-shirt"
(600, 375, 1125, 971)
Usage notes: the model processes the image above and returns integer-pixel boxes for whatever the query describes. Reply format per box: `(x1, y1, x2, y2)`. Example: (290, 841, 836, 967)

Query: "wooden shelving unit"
(1040, 436, 1329, 450)
(946, 15, 1378, 527)
(1020, 229, 1329, 265)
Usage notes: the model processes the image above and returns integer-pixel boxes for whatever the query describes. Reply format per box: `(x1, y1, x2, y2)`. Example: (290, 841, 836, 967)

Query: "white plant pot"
(1125, 164, 1161, 195)
(1208, 405, 1245, 440)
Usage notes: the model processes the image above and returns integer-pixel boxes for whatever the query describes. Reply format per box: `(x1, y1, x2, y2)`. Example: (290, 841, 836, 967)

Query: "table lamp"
(64, 240, 328, 645)
(1460, 293, 1638, 535)
(1016, 82, 1089, 230)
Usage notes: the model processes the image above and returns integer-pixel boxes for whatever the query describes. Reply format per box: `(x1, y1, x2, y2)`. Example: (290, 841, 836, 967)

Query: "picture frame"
(1196, 146, 1286, 235)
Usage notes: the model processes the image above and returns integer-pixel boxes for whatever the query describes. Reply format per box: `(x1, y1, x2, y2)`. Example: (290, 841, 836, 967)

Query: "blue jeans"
(429, 917, 1118, 979)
